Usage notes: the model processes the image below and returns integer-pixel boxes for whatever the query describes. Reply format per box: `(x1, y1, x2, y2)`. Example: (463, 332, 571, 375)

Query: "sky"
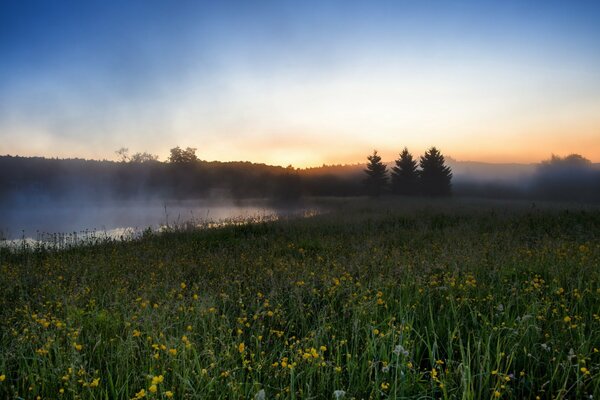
(1, 0, 600, 167)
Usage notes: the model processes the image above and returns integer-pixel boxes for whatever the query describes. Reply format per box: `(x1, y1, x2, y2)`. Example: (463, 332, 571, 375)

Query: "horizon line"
(3, 152, 599, 169)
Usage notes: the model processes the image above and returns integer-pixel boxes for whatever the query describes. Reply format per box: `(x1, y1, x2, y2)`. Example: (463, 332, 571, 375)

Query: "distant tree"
(419, 147, 452, 196)
(273, 165, 303, 202)
(391, 147, 419, 195)
(541, 153, 591, 168)
(532, 153, 598, 202)
(168, 146, 198, 163)
(129, 152, 159, 163)
(364, 150, 388, 196)
(115, 147, 129, 162)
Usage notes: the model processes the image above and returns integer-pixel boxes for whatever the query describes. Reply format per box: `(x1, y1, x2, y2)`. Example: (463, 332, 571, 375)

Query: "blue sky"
(1, 0, 600, 166)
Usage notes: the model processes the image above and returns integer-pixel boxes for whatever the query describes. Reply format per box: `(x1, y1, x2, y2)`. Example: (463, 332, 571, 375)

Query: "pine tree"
(364, 150, 388, 196)
(419, 147, 452, 196)
(391, 147, 419, 195)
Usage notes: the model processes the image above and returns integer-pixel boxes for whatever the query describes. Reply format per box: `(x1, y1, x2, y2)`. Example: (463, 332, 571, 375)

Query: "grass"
(1, 198, 599, 399)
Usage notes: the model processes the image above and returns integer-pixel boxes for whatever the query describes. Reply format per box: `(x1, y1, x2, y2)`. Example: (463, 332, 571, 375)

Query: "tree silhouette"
(168, 146, 198, 163)
(364, 150, 388, 196)
(419, 147, 452, 196)
(533, 154, 598, 202)
(391, 147, 419, 195)
(541, 153, 591, 168)
(129, 152, 159, 163)
(115, 147, 129, 162)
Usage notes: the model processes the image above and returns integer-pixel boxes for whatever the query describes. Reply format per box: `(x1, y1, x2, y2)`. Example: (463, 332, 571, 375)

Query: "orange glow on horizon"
(6, 137, 600, 169)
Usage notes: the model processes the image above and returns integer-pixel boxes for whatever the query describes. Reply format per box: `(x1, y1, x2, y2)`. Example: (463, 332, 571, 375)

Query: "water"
(0, 199, 314, 244)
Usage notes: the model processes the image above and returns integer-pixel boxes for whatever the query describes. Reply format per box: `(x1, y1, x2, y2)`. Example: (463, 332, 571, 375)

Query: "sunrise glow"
(1, 1, 600, 166)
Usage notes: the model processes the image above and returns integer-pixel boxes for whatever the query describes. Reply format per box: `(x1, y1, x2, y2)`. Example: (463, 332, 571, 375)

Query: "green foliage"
(364, 150, 388, 196)
(1, 200, 600, 399)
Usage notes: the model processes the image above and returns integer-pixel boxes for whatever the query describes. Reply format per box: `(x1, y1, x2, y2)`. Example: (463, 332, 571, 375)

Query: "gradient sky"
(1, 0, 600, 167)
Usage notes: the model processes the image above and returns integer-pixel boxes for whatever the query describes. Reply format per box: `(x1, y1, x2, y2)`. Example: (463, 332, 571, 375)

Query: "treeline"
(364, 147, 452, 196)
(1, 149, 599, 204)
(0, 155, 306, 204)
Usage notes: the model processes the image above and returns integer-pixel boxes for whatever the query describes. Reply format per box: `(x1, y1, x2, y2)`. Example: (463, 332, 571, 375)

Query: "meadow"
(1, 198, 599, 399)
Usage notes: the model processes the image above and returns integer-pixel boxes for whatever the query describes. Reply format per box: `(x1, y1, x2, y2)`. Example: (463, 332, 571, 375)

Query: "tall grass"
(0, 199, 599, 399)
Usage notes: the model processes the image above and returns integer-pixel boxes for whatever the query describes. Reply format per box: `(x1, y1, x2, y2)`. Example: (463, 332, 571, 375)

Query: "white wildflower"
(393, 344, 409, 357)
(255, 389, 266, 400)
(541, 343, 550, 351)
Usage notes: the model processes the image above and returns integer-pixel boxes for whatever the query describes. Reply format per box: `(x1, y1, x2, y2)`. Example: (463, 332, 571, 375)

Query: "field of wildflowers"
(1, 199, 599, 399)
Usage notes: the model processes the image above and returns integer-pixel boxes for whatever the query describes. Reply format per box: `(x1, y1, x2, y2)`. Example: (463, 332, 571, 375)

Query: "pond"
(0, 198, 316, 245)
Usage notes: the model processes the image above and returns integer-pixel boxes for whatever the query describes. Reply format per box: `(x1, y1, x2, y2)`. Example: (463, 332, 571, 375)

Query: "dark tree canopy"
(532, 153, 598, 201)
(168, 146, 198, 163)
(129, 152, 159, 163)
(364, 150, 388, 196)
(419, 147, 452, 196)
(541, 154, 591, 168)
(391, 147, 419, 195)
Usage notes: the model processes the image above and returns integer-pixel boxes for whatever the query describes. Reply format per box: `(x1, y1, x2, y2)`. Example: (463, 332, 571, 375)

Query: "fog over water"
(0, 199, 307, 241)
(2, 155, 599, 243)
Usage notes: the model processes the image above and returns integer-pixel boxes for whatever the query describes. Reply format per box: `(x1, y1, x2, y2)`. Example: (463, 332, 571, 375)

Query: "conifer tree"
(419, 147, 452, 196)
(364, 150, 388, 196)
(391, 147, 419, 195)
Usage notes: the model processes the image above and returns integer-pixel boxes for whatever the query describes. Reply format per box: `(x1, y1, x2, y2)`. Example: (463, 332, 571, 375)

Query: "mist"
(2, 153, 599, 241)
(0, 156, 315, 240)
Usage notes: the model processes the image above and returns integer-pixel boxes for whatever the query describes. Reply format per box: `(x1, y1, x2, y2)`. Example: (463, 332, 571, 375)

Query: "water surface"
(0, 199, 310, 243)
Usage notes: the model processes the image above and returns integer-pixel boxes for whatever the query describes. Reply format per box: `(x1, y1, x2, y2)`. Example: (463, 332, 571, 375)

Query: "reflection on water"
(0, 199, 317, 246)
